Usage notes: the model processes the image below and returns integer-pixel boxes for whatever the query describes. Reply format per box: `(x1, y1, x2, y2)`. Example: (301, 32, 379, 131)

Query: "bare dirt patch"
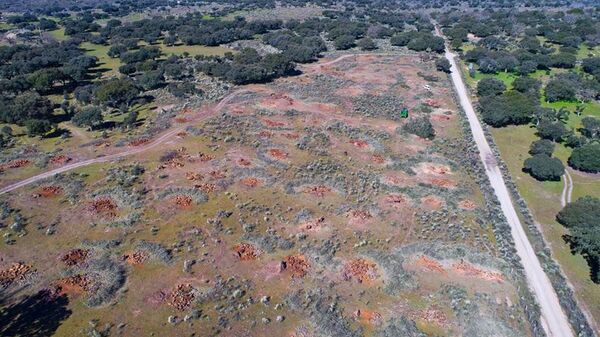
(168, 283, 196, 311)
(123, 251, 149, 266)
(55, 274, 94, 295)
(458, 199, 477, 210)
(0, 159, 30, 172)
(303, 185, 332, 197)
(353, 309, 383, 326)
(421, 195, 444, 210)
(61, 249, 89, 267)
(171, 194, 193, 208)
(452, 261, 503, 283)
(414, 255, 446, 274)
(240, 177, 261, 188)
(38, 185, 63, 197)
(0, 262, 34, 288)
(267, 149, 288, 159)
(49, 155, 71, 166)
(87, 197, 118, 218)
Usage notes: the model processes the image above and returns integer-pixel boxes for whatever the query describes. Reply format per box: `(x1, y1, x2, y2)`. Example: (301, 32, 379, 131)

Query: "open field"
(0, 53, 534, 337)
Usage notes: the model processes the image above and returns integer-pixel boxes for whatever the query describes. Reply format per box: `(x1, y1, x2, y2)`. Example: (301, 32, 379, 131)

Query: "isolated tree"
(72, 106, 103, 130)
(523, 154, 564, 181)
(569, 142, 600, 173)
(435, 58, 451, 73)
(557, 196, 600, 282)
(529, 139, 555, 156)
(94, 78, 140, 108)
(357, 37, 377, 51)
(25, 119, 52, 136)
(334, 35, 356, 50)
(403, 116, 435, 140)
(476, 78, 506, 97)
(537, 119, 568, 142)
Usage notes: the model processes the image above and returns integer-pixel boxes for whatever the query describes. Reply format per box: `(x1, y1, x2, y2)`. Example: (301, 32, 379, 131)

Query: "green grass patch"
(48, 28, 68, 41)
(159, 43, 232, 57)
(80, 42, 122, 76)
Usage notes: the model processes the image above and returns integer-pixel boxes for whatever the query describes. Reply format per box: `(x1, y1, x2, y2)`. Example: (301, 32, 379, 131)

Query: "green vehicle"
(400, 107, 409, 118)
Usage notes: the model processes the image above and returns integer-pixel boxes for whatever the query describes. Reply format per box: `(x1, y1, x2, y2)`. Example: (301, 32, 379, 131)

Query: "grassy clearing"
(47, 28, 68, 41)
(80, 42, 122, 76)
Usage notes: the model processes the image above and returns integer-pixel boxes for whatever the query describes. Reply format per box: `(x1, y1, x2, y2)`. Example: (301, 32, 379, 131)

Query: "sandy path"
(0, 90, 246, 195)
(436, 26, 574, 337)
(561, 169, 574, 207)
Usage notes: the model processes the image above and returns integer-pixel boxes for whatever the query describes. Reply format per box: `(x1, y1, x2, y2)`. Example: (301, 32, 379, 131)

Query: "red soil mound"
(233, 243, 261, 261)
(185, 172, 204, 181)
(303, 185, 331, 197)
(350, 140, 369, 148)
(263, 119, 286, 127)
(344, 258, 378, 283)
(61, 249, 89, 266)
(458, 199, 477, 210)
(283, 254, 310, 278)
(414, 256, 446, 274)
(129, 139, 149, 146)
(88, 197, 118, 218)
(172, 195, 193, 208)
(49, 155, 71, 165)
(241, 177, 260, 188)
(237, 158, 252, 166)
(38, 185, 63, 197)
(453, 261, 503, 283)
(0, 159, 30, 172)
(169, 284, 196, 311)
(0, 262, 33, 288)
(55, 274, 93, 295)
(268, 149, 288, 159)
(123, 251, 148, 265)
(354, 309, 383, 326)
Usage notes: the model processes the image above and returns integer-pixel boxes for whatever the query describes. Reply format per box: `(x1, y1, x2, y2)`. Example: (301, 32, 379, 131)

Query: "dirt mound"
(0, 159, 30, 172)
(194, 183, 216, 193)
(56, 274, 94, 295)
(49, 155, 71, 165)
(414, 255, 445, 274)
(371, 154, 385, 164)
(198, 152, 214, 162)
(300, 217, 326, 232)
(0, 262, 34, 288)
(267, 149, 288, 159)
(424, 98, 440, 108)
(283, 254, 310, 278)
(168, 283, 196, 311)
(123, 251, 148, 265)
(129, 138, 149, 146)
(350, 139, 369, 148)
(385, 194, 408, 206)
(241, 177, 260, 188)
(172, 195, 193, 208)
(88, 197, 118, 218)
(233, 243, 261, 261)
(185, 172, 204, 181)
(453, 261, 503, 283)
(209, 169, 227, 179)
(263, 119, 286, 127)
(410, 308, 448, 326)
(61, 249, 89, 266)
(281, 132, 300, 140)
(429, 178, 456, 189)
(343, 258, 378, 283)
(38, 185, 63, 197)
(353, 309, 383, 326)
(303, 185, 331, 197)
(259, 131, 273, 138)
(421, 196, 444, 209)
(237, 158, 252, 166)
(418, 163, 452, 175)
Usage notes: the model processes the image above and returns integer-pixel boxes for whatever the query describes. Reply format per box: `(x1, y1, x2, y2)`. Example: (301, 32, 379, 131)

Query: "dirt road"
(0, 90, 246, 195)
(561, 169, 573, 207)
(437, 28, 574, 337)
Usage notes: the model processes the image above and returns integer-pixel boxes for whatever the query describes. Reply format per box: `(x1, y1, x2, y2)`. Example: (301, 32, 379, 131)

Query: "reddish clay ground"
(453, 261, 503, 283)
(172, 195, 193, 208)
(61, 249, 89, 266)
(0, 159, 30, 172)
(414, 255, 446, 274)
(55, 274, 93, 295)
(267, 149, 288, 159)
(88, 197, 118, 218)
(354, 309, 383, 326)
(38, 185, 63, 197)
(0, 262, 33, 288)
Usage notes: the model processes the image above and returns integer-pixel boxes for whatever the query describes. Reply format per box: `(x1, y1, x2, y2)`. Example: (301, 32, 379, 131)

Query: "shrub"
(568, 142, 600, 173)
(529, 139, 555, 156)
(523, 154, 564, 181)
(402, 116, 435, 140)
(357, 37, 377, 51)
(476, 78, 506, 97)
(435, 58, 451, 73)
(536, 119, 568, 142)
(334, 35, 356, 50)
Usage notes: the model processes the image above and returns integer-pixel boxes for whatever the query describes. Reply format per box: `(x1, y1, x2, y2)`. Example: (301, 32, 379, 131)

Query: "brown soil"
(259, 131, 273, 138)
(303, 185, 331, 197)
(185, 172, 204, 181)
(343, 258, 378, 283)
(209, 169, 227, 179)
(169, 284, 196, 311)
(241, 177, 260, 188)
(414, 255, 446, 274)
(419, 163, 452, 175)
(263, 119, 286, 127)
(453, 261, 504, 283)
(0, 159, 31, 172)
(424, 98, 440, 108)
(410, 308, 448, 326)
(174, 117, 188, 123)
(429, 178, 456, 189)
(0, 262, 33, 288)
(267, 149, 288, 159)
(38, 185, 63, 197)
(198, 153, 214, 162)
(350, 210, 372, 221)
(88, 197, 118, 218)
(233, 243, 261, 261)
(281, 132, 300, 140)
(283, 254, 310, 278)
(123, 251, 148, 265)
(353, 309, 383, 326)
(61, 249, 89, 266)
(237, 158, 252, 166)
(458, 199, 477, 210)
(49, 155, 71, 165)
(176, 131, 188, 138)
(172, 195, 193, 208)
(194, 183, 216, 193)
(421, 196, 444, 209)
(129, 138, 149, 146)
(372, 154, 385, 164)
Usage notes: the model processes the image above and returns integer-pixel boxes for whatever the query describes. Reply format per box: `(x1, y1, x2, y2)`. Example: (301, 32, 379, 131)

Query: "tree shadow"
(563, 234, 600, 284)
(0, 289, 72, 337)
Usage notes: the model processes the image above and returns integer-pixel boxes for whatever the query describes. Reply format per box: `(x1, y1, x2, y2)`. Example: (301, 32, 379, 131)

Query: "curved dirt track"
(561, 169, 574, 207)
(0, 90, 246, 195)
(437, 27, 574, 337)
